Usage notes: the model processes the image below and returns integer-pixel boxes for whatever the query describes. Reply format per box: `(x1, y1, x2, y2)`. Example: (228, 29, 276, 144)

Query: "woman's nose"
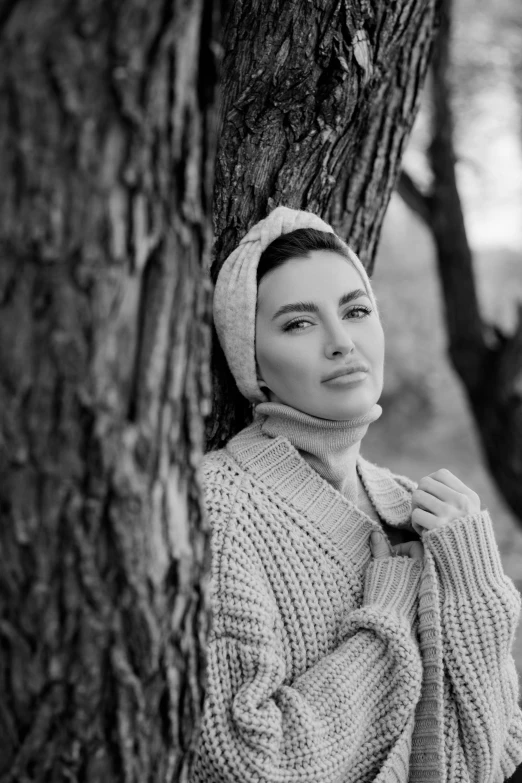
(324, 321, 355, 357)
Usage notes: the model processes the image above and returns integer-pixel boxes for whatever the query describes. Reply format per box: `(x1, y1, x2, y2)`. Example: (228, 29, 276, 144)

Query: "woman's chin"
(273, 387, 381, 421)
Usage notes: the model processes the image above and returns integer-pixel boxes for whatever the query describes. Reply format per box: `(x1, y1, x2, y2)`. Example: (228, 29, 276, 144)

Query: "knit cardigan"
(191, 417, 522, 783)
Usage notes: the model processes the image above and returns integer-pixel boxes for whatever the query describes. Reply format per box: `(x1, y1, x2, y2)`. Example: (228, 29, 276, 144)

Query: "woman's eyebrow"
(271, 288, 368, 320)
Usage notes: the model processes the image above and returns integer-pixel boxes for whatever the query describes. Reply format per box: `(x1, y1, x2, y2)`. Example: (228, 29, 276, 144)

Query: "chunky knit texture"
(191, 415, 522, 782)
(256, 400, 383, 504)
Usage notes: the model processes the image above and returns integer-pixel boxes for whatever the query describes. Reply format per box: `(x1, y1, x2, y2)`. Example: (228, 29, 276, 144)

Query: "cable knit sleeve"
(190, 483, 424, 783)
(422, 509, 522, 781)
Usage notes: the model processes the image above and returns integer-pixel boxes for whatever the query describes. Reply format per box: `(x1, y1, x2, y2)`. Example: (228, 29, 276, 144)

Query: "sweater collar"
(254, 401, 382, 502)
(226, 410, 415, 562)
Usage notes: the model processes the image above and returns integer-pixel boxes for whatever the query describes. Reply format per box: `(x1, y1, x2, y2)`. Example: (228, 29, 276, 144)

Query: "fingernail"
(370, 531, 382, 544)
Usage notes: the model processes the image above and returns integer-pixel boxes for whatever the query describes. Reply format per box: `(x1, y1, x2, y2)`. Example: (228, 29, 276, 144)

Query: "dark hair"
(256, 228, 352, 287)
(204, 228, 351, 452)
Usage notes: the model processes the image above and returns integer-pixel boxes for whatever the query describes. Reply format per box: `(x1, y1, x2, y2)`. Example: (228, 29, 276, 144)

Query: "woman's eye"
(282, 319, 311, 332)
(282, 306, 372, 332)
(348, 306, 372, 319)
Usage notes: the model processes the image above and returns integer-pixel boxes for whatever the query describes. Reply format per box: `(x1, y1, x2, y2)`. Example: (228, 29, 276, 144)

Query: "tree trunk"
(398, 0, 522, 525)
(207, 0, 441, 450)
(0, 0, 223, 780)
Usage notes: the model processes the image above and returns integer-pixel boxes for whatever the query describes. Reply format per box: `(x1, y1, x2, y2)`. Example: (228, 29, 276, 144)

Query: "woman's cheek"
(276, 349, 303, 383)
(259, 342, 294, 385)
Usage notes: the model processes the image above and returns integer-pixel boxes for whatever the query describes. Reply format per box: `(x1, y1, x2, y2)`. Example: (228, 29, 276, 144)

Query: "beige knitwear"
(192, 405, 522, 782)
(212, 205, 378, 405)
(255, 400, 383, 504)
(195, 206, 522, 781)
(256, 401, 412, 540)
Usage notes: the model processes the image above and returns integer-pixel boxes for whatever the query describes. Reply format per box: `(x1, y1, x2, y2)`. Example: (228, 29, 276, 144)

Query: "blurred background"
(363, 0, 522, 669)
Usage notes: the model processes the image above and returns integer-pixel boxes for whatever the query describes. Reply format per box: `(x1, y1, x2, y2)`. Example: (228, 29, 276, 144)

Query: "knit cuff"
(363, 556, 423, 626)
(422, 509, 506, 597)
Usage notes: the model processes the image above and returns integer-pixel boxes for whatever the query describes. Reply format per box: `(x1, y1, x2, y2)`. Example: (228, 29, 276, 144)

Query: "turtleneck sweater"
(255, 400, 382, 504)
(191, 412, 522, 783)
(255, 400, 420, 545)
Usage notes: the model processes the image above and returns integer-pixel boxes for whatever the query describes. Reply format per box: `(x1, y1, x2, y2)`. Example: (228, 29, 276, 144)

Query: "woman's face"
(255, 250, 385, 420)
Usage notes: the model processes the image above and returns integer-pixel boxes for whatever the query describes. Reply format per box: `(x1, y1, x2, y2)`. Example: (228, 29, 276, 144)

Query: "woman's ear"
(256, 359, 271, 397)
(255, 360, 265, 387)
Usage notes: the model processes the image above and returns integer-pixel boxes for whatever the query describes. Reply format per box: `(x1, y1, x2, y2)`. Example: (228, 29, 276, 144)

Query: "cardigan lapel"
(356, 454, 415, 529)
(226, 419, 415, 565)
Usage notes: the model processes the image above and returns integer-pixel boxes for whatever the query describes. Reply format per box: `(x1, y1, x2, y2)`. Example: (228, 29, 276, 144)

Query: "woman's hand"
(370, 531, 424, 561)
(411, 468, 481, 536)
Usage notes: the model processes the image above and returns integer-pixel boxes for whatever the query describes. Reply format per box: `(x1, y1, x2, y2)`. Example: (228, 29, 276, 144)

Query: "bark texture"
(0, 0, 222, 780)
(207, 0, 441, 450)
(398, 0, 522, 524)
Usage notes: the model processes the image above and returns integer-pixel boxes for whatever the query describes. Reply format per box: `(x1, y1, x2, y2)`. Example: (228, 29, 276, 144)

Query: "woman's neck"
(254, 400, 382, 503)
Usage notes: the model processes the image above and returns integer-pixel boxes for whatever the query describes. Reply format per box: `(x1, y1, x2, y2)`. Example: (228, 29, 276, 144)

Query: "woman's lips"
(323, 370, 368, 385)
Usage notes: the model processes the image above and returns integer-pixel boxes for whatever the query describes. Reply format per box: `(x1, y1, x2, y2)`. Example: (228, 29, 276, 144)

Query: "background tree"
(0, 0, 447, 780)
(0, 0, 223, 780)
(398, 0, 522, 523)
(206, 0, 441, 450)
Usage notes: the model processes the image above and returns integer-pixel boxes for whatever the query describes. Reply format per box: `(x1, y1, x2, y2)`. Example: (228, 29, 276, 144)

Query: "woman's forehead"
(257, 253, 366, 310)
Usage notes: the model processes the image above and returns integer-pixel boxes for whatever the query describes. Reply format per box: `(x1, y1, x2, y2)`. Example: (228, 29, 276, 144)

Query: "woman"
(191, 206, 522, 782)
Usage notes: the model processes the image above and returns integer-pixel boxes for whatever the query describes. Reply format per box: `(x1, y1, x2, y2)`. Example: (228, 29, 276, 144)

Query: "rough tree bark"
(206, 0, 442, 450)
(398, 0, 522, 524)
(0, 1, 223, 780)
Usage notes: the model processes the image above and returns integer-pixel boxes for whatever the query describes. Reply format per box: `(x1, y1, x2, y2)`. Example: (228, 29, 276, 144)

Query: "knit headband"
(213, 205, 379, 404)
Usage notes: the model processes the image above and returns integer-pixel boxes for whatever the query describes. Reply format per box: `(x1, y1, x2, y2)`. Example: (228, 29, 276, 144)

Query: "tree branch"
(396, 170, 432, 225)
(405, 0, 522, 524)
(426, 0, 487, 391)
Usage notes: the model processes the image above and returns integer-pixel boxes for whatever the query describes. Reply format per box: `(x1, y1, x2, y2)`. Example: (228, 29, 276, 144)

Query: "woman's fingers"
(370, 532, 424, 561)
(412, 472, 481, 531)
(417, 470, 481, 508)
(426, 468, 472, 494)
(412, 488, 449, 516)
(411, 506, 451, 532)
(414, 476, 459, 504)
(369, 531, 392, 559)
(392, 540, 424, 561)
